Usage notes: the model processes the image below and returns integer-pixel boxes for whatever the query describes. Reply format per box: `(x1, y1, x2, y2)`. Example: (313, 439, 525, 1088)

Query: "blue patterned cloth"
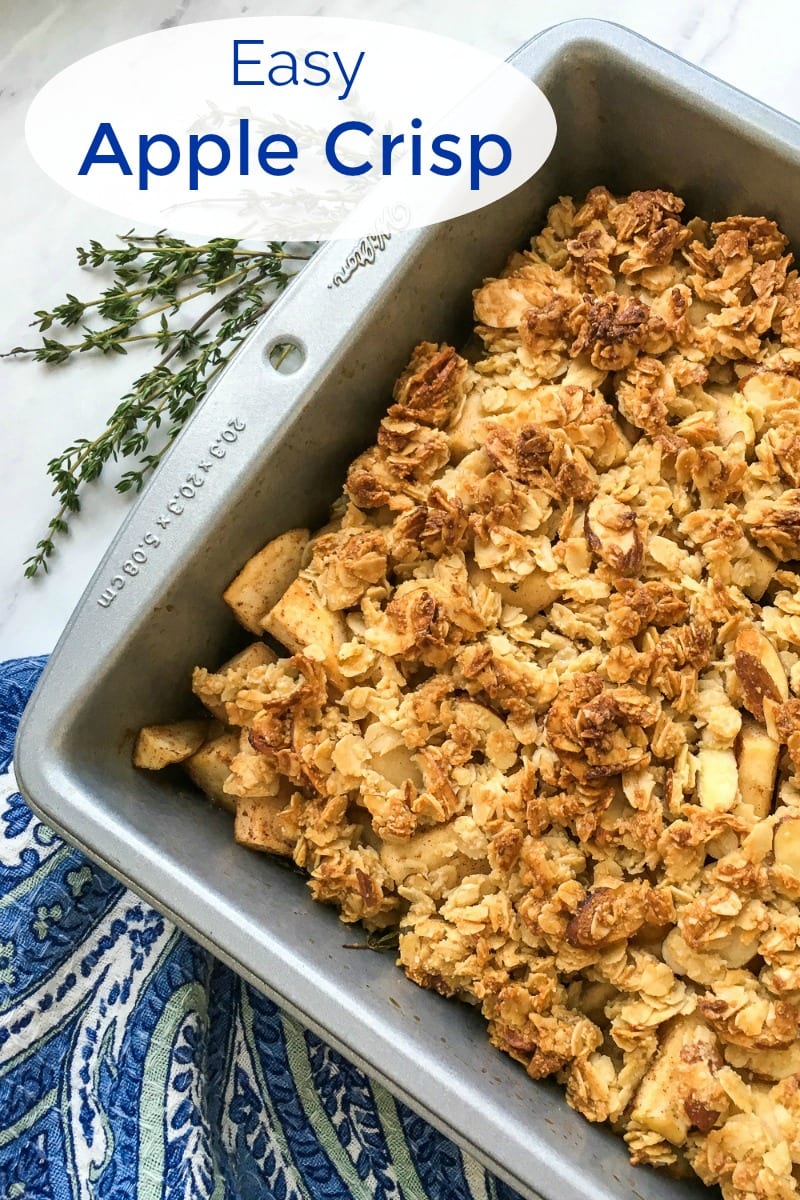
(0, 655, 524, 1200)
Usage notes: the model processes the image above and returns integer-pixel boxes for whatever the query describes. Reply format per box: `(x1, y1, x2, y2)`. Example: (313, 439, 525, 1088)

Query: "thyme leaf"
(4, 232, 312, 577)
(343, 928, 401, 953)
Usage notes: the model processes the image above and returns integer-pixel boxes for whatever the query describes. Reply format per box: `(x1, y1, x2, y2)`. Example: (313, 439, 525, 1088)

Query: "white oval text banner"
(25, 17, 557, 240)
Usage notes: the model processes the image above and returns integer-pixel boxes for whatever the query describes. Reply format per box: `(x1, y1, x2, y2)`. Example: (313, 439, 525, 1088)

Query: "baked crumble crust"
(141, 187, 800, 1200)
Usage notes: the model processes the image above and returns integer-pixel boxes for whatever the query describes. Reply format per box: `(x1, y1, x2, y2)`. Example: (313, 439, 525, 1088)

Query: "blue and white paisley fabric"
(0, 656, 525, 1200)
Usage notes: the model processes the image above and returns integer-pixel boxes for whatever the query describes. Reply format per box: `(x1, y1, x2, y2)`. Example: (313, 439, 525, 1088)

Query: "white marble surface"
(2, 0, 800, 660)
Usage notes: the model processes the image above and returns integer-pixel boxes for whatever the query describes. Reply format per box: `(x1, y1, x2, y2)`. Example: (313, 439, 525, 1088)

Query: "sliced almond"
(762, 696, 783, 745)
(735, 721, 779, 819)
(734, 627, 788, 722)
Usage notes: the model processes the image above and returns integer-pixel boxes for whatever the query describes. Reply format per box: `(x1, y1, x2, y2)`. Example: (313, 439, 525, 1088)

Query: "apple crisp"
(137, 187, 800, 1199)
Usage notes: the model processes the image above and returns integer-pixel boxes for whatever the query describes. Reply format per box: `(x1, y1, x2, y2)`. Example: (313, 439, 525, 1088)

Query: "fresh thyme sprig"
(4, 232, 312, 577)
(343, 928, 400, 952)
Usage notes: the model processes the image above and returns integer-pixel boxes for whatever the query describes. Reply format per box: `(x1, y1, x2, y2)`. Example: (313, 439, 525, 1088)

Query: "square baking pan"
(16, 18, 800, 1200)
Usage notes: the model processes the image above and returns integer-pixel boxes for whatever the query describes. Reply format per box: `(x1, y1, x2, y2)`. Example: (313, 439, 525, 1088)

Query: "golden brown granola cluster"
(158, 188, 800, 1198)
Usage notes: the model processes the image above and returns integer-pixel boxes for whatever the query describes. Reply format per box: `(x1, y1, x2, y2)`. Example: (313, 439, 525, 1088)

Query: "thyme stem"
(6, 231, 310, 577)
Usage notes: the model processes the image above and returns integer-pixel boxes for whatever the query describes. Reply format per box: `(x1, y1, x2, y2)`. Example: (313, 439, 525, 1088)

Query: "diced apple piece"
(469, 562, 560, 617)
(380, 822, 460, 884)
(743, 545, 778, 602)
(662, 926, 757, 979)
(223, 528, 309, 634)
(183, 729, 240, 812)
(505, 569, 561, 616)
(371, 744, 423, 789)
(630, 1017, 722, 1145)
(713, 928, 760, 968)
(584, 495, 643, 574)
(133, 720, 209, 770)
(198, 642, 278, 721)
(774, 816, 800, 877)
(736, 721, 779, 819)
(697, 747, 738, 812)
(262, 576, 348, 689)
(234, 783, 294, 855)
(220, 641, 277, 675)
(662, 929, 721, 987)
(576, 981, 617, 1024)
(455, 701, 506, 736)
(724, 1042, 800, 1081)
(447, 388, 485, 461)
(715, 399, 755, 451)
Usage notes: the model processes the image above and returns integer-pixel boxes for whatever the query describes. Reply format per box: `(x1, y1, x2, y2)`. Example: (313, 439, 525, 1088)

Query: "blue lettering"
(138, 133, 180, 190)
(268, 51, 298, 88)
(430, 133, 461, 176)
(239, 117, 250, 174)
(332, 50, 364, 101)
(304, 50, 331, 88)
(257, 134, 298, 176)
(78, 122, 132, 176)
(326, 121, 372, 176)
(470, 134, 511, 191)
(233, 39, 264, 85)
(189, 133, 231, 190)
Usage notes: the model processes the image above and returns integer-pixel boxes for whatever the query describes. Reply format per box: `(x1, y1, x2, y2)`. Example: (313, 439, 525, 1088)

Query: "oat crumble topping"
(141, 187, 800, 1199)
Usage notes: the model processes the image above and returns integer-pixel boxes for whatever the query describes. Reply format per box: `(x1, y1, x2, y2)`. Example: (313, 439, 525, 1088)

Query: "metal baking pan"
(16, 19, 800, 1200)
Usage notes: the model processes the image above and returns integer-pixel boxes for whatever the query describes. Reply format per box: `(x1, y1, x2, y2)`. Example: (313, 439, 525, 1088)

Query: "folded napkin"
(0, 655, 524, 1200)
